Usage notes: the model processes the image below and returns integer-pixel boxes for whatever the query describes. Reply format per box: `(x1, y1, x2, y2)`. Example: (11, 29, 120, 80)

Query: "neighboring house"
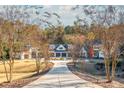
(80, 47, 87, 58)
(93, 43, 104, 58)
(15, 45, 39, 60)
(20, 47, 38, 60)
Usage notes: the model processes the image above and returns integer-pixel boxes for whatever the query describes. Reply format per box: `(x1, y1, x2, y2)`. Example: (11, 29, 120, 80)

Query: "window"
(56, 53, 60, 57)
(62, 53, 66, 57)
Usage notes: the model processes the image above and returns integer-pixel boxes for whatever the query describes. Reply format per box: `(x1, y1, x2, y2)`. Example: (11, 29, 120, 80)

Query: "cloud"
(43, 5, 52, 9)
(57, 6, 76, 16)
(59, 5, 73, 11)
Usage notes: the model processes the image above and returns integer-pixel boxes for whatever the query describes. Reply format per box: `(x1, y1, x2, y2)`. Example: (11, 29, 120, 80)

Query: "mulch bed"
(67, 62, 124, 88)
(0, 63, 54, 88)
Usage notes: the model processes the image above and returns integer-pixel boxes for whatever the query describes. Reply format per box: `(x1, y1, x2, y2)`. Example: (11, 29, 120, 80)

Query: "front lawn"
(0, 60, 54, 84)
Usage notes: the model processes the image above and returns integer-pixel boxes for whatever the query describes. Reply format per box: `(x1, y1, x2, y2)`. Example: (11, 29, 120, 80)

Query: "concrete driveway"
(24, 60, 102, 88)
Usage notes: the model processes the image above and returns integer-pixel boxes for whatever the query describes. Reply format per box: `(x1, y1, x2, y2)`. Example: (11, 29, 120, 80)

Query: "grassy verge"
(0, 60, 54, 88)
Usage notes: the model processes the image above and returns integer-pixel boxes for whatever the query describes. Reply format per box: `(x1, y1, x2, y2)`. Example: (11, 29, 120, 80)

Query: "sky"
(0, 5, 123, 28)
(41, 5, 82, 26)
(0, 5, 85, 27)
(24, 5, 83, 27)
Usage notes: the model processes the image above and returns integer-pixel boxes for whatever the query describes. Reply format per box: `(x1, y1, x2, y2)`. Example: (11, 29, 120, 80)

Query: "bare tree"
(82, 5, 124, 82)
(0, 6, 29, 82)
(63, 34, 85, 66)
(0, 18, 9, 81)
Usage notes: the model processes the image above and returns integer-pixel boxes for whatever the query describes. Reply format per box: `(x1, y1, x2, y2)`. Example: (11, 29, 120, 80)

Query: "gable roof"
(54, 44, 68, 52)
(56, 44, 66, 51)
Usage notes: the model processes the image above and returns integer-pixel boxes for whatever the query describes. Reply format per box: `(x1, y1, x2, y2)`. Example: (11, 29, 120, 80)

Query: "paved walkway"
(24, 60, 102, 88)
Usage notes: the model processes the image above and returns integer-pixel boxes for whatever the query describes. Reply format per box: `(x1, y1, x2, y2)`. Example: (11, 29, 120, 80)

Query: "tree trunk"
(0, 44, 9, 82)
(35, 53, 41, 74)
(3, 61, 9, 82)
(44, 57, 49, 66)
(73, 58, 76, 67)
(9, 59, 14, 83)
(111, 60, 117, 81)
(9, 64, 12, 83)
(35, 60, 40, 74)
(104, 59, 111, 83)
(111, 66, 115, 81)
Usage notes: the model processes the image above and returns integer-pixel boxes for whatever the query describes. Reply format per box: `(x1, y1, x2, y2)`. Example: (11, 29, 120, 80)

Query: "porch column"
(54, 52, 56, 57)
(60, 52, 62, 57)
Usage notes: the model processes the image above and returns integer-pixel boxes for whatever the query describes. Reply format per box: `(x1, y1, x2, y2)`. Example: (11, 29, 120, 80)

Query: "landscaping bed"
(0, 62, 54, 88)
(67, 62, 124, 88)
